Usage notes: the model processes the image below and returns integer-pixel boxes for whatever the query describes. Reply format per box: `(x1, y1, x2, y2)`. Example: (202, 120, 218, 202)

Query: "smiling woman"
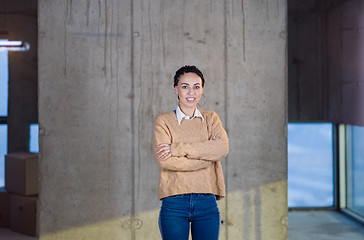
(153, 65, 229, 240)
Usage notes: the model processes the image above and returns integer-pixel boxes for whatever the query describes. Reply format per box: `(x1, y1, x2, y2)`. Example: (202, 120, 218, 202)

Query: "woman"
(153, 65, 229, 240)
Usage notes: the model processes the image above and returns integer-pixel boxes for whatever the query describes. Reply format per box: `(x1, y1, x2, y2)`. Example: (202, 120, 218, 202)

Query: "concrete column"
(39, 0, 287, 239)
(224, 1, 287, 239)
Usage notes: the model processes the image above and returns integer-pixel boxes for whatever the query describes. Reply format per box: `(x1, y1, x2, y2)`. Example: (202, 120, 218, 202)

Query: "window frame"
(0, 117, 7, 124)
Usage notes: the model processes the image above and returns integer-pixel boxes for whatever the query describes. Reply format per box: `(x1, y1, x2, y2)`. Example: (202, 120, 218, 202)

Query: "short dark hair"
(173, 65, 205, 88)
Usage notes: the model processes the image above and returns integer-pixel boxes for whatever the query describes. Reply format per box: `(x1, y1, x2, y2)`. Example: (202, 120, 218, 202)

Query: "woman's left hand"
(209, 134, 217, 140)
(157, 144, 172, 161)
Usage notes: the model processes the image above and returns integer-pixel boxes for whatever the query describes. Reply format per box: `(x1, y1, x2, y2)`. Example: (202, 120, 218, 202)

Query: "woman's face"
(174, 72, 203, 111)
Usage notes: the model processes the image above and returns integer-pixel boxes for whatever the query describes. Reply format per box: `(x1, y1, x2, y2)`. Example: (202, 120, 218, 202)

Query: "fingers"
(158, 149, 170, 159)
(160, 153, 172, 161)
(156, 145, 170, 154)
(209, 133, 221, 140)
(156, 144, 172, 161)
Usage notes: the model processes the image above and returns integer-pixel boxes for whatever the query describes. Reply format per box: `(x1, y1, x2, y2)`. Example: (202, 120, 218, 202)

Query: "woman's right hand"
(156, 144, 172, 161)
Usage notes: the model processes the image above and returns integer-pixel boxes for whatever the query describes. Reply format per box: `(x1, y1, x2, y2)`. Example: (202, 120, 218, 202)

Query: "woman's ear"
(174, 86, 178, 95)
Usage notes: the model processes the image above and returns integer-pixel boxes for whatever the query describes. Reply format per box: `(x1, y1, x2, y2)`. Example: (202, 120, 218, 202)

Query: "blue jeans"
(159, 193, 220, 240)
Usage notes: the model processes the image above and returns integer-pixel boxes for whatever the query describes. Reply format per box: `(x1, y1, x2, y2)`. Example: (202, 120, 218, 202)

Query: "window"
(0, 40, 37, 188)
(346, 125, 364, 218)
(0, 47, 8, 116)
(0, 47, 8, 188)
(30, 124, 39, 153)
(0, 125, 7, 187)
(288, 123, 334, 207)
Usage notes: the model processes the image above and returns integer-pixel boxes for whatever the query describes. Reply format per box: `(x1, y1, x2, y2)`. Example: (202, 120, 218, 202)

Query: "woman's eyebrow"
(180, 82, 201, 85)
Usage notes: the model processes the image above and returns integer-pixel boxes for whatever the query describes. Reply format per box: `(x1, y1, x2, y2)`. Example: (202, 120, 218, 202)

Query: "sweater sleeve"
(153, 115, 212, 172)
(170, 112, 229, 162)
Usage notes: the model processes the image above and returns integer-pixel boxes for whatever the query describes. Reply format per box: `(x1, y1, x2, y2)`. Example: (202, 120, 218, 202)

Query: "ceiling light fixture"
(0, 40, 30, 51)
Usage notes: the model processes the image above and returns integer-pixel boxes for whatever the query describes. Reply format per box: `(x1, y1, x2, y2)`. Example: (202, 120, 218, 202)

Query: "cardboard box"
(5, 152, 38, 195)
(10, 194, 38, 236)
(0, 187, 10, 228)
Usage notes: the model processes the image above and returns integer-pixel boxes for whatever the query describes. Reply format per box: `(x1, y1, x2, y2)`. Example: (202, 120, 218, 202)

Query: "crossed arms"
(153, 112, 229, 172)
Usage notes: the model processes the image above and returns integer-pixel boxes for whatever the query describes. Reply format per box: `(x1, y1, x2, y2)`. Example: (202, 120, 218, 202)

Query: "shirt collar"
(175, 105, 204, 125)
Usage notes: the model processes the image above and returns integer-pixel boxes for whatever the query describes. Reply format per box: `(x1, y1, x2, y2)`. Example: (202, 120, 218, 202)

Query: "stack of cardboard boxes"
(0, 152, 38, 236)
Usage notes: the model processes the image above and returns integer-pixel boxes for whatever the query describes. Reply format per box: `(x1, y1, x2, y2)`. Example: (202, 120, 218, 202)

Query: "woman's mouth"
(186, 97, 195, 102)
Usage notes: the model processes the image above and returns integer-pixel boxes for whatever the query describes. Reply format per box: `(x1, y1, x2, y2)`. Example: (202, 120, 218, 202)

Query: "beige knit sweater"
(153, 110, 229, 200)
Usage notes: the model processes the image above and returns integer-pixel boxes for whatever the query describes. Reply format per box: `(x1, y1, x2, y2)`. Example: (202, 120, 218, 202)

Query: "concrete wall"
(0, 0, 38, 153)
(288, 0, 364, 126)
(38, 1, 287, 239)
(327, 0, 364, 126)
(288, 0, 328, 122)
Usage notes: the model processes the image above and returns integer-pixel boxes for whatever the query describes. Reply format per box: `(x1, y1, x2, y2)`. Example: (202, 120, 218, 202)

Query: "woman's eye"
(194, 86, 200, 89)
(182, 86, 187, 89)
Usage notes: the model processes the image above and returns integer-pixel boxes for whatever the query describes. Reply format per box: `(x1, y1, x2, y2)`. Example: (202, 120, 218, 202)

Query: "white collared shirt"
(175, 105, 205, 125)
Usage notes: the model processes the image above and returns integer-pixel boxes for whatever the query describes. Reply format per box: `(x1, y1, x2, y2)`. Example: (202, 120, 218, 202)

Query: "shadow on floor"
(0, 228, 38, 240)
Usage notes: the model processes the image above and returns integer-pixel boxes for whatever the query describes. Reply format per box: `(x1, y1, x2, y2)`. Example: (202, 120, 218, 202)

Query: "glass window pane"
(0, 45, 8, 116)
(288, 123, 334, 207)
(0, 124, 7, 187)
(347, 125, 364, 217)
(30, 124, 39, 153)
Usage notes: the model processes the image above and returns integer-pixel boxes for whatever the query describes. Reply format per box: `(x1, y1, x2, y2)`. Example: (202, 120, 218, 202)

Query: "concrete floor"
(1, 210, 364, 240)
(288, 210, 364, 240)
